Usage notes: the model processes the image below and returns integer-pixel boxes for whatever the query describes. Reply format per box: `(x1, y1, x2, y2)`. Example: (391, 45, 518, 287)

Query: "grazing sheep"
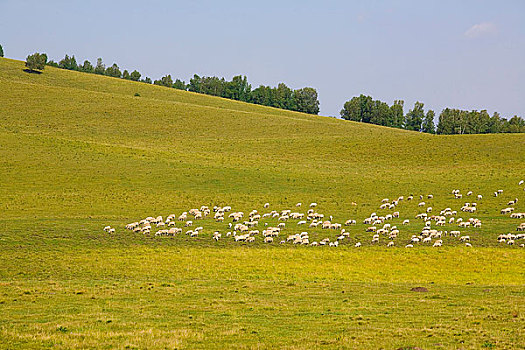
(354, 242, 362, 247)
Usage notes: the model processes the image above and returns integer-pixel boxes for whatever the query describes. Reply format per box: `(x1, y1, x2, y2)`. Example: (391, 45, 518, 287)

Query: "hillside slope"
(1, 57, 523, 220)
(1, 57, 524, 349)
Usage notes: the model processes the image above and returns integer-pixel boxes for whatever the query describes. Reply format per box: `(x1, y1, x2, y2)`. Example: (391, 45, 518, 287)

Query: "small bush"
(56, 326, 68, 333)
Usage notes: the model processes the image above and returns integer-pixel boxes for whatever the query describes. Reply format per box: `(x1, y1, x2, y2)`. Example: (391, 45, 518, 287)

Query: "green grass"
(0, 57, 524, 349)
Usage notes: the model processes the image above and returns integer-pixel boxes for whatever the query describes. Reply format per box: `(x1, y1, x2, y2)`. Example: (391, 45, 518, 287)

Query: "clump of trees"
(437, 109, 525, 134)
(25, 52, 47, 72)
(341, 94, 524, 134)
(340, 95, 434, 132)
(44, 53, 320, 115)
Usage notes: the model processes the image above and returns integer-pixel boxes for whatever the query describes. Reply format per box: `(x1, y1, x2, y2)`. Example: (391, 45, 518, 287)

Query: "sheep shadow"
(23, 69, 42, 74)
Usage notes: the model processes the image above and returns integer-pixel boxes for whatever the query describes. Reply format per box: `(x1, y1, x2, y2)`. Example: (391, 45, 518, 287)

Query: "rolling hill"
(0, 57, 524, 349)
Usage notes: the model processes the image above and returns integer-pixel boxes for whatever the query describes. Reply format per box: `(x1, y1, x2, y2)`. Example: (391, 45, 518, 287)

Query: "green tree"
(506, 115, 525, 133)
(94, 58, 105, 75)
(80, 60, 94, 73)
(340, 96, 361, 121)
(226, 75, 251, 102)
(422, 110, 436, 134)
(154, 74, 174, 87)
(405, 102, 425, 131)
(188, 74, 202, 93)
(130, 70, 141, 81)
(273, 83, 295, 110)
(105, 63, 122, 78)
(0, 44, 4, 57)
(250, 85, 272, 106)
(293, 87, 319, 114)
(122, 70, 130, 80)
(391, 100, 404, 128)
(173, 79, 186, 90)
(199, 76, 226, 96)
(25, 52, 47, 72)
(488, 112, 503, 133)
(142, 77, 152, 84)
(370, 100, 393, 126)
(59, 54, 78, 70)
(437, 108, 452, 134)
(340, 95, 374, 122)
(46, 60, 59, 67)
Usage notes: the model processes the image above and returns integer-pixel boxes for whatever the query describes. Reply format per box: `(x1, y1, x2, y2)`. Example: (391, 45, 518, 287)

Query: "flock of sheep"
(103, 180, 525, 248)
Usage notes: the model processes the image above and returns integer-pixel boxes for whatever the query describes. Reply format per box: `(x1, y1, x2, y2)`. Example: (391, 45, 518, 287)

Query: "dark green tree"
(59, 54, 78, 70)
(94, 58, 105, 75)
(293, 87, 320, 115)
(187, 74, 202, 93)
(199, 76, 226, 96)
(273, 83, 295, 110)
(250, 85, 272, 106)
(422, 110, 436, 134)
(173, 79, 187, 90)
(80, 60, 94, 73)
(437, 108, 452, 134)
(130, 70, 141, 81)
(405, 102, 425, 131)
(226, 75, 251, 101)
(506, 115, 525, 133)
(25, 52, 47, 72)
(340, 95, 374, 122)
(0, 44, 4, 57)
(46, 60, 59, 67)
(122, 69, 130, 79)
(391, 100, 404, 128)
(488, 112, 503, 133)
(105, 63, 122, 78)
(142, 77, 152, 84)
(154, 74, 174, 87)
(370, 100, 393, 126)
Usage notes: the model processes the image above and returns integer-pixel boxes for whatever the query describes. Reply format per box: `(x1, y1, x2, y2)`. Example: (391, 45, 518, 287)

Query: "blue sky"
(1, 0, 524, 118)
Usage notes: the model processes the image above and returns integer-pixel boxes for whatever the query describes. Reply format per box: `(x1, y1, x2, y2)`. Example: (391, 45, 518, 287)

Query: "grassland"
(0, 57, 524, 349)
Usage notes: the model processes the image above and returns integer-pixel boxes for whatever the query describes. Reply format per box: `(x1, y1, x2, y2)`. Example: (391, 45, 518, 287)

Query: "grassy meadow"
(0, 57, 524, 349)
